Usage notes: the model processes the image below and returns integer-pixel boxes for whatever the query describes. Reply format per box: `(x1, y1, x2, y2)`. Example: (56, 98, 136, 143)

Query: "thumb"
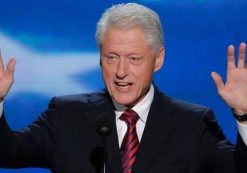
(211, 71, 224, 91)
(6, 58, 16, 78)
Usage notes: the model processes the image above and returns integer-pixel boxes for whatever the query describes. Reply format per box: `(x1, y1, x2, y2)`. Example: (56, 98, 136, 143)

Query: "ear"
(154, 47, 165, 72)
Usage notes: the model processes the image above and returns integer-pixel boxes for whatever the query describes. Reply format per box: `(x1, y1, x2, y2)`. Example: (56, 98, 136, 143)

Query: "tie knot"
(120, 108, 139, 125)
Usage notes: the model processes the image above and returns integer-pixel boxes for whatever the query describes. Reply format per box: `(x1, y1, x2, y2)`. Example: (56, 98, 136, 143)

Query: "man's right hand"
(0, 50, 16, 101)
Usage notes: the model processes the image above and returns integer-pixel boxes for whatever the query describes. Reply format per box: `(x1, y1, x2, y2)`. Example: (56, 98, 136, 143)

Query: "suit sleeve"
(199, 109, 236, 173)
(234, 133, 247, 173)
(0, 97, 60, 168)
(200, 109, 247, 173)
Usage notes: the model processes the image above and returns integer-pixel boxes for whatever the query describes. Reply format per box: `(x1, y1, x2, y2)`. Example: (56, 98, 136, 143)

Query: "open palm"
(212, 43, 247, 114)
(0, 51, 16, 100)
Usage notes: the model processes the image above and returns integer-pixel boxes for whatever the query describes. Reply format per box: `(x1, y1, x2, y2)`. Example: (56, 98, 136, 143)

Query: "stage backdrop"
(0, 0, 246, 172)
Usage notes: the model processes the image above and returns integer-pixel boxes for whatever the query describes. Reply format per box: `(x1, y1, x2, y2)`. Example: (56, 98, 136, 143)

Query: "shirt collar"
(113, 84, 154, 123)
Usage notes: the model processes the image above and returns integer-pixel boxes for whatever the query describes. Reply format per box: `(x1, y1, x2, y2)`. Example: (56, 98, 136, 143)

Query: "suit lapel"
(103, 102, 123, 173)
(133, 88, 178, 173)
(85, 92, 123, 173)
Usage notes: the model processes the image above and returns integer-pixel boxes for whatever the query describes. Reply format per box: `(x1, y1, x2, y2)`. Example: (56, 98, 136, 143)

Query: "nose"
(116, 58, 128, 79)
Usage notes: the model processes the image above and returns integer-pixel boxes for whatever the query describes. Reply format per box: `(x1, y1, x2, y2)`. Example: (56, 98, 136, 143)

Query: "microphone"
(96, 113, 112, 136)
(96, 113, 112, 173)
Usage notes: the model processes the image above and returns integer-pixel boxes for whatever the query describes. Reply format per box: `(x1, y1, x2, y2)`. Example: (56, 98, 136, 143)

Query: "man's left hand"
(212, 42, 247, 115)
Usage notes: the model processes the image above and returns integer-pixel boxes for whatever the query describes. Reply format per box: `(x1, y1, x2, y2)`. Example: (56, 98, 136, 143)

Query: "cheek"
(134, 68, 154, 91)
(133, 70, 152, 87)
(102, 68, 114, 88)
(135, 65, 154, 82)
(102, 64, 112, 78)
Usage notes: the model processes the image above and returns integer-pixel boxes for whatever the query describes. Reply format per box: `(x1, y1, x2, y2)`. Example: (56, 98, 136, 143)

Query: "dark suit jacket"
(0, 87, 247, 173)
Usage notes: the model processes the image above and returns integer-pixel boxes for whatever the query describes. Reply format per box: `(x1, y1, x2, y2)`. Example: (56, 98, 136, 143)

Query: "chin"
(114, 97, 136, 107)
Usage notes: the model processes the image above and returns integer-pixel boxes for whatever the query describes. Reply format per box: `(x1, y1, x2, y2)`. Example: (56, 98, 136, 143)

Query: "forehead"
(101, 27, 151, 53)
(105, 27, 146, 41)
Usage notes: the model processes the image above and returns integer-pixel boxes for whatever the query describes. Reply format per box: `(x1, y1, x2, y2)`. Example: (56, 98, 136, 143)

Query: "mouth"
(114, 82, 133, 91)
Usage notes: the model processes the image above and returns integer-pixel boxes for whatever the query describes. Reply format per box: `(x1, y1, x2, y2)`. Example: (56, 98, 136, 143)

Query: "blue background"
(0, 0, 246, 172)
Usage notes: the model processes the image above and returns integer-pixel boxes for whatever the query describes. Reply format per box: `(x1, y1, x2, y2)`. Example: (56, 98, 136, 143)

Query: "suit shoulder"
(169, 97, 211, 114)
(156, 92, 211, 114)
(154, 87, 211, 116)
(158, 93, 214, 121)
(49, 91, 108, 107)
(169, 97, 227, 140)
(156, 91, 226, 140)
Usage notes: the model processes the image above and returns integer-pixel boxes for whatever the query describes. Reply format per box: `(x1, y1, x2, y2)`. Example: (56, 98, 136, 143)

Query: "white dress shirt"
(237, 121, 247, 146)
(113, 84, 154, 147)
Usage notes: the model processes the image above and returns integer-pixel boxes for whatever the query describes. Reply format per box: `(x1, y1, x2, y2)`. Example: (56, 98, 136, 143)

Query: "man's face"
(100, 27, 164, 107)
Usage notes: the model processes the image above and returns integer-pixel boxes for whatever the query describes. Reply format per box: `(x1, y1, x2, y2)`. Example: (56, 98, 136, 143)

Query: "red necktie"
(120, 108, 140, 173)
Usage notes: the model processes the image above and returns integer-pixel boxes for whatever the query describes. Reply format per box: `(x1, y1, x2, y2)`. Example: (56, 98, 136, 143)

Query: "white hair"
(95, 3, 164, 53)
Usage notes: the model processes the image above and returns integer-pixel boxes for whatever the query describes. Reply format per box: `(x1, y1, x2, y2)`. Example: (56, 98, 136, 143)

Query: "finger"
(238, 42, 246, 68)
(6, 58, 16, 78)
(227, 45, 236, 71)
(0, 49, 5, 71)
(211, 72, 224, 91)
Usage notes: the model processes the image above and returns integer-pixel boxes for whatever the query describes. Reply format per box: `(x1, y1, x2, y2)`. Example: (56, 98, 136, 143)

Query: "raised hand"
(0, 50, 16, 101)
(211, 42, 247, 114)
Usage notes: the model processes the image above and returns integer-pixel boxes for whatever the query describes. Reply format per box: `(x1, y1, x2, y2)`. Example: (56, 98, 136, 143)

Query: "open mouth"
(115, 82, 133, 91)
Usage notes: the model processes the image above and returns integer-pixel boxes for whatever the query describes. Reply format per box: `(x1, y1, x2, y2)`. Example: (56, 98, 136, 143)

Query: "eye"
(104, 54, 119, 64)
(128, 56, 142, 65)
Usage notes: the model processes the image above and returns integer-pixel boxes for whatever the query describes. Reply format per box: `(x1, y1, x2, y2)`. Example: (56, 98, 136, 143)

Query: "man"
(0, 2, 247, 173)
